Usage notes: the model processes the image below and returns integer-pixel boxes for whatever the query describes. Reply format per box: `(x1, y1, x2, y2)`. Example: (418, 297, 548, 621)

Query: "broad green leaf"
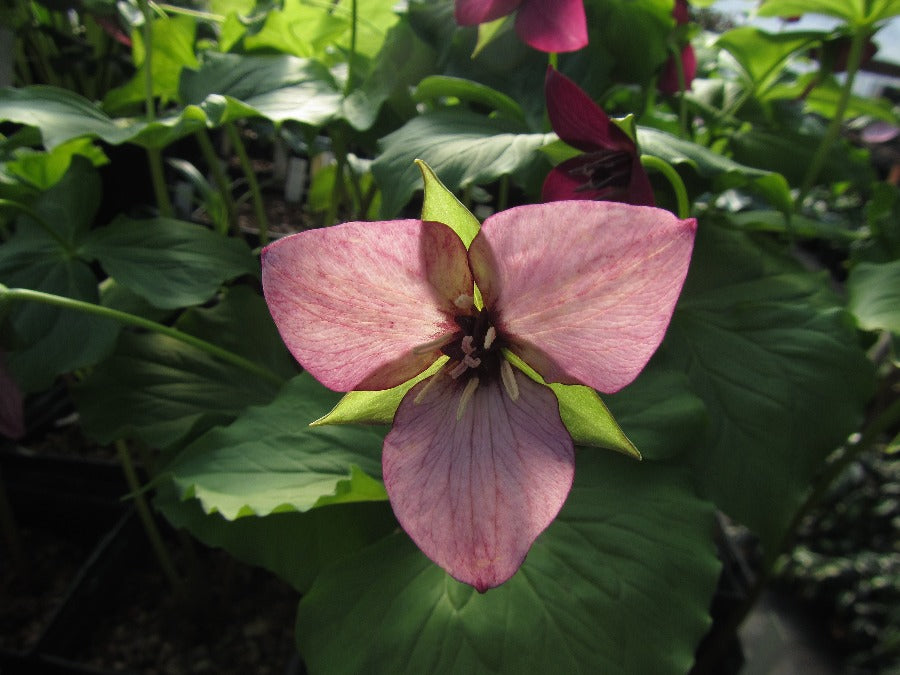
(155, 482, 396, 593)
(0, 158, 118, 391)
(655, 223, 875, 556)
(606, 366, 708, 462)
(412, 76, 525, 124)
(243, 0, 348, 58)
(104, 14, 199, 111)
(715, 28, 821, 98)
(5, 138, 107, 190)
(73, 330, 282, 449)
(81, 216, 257, 309)
(638, 127, 793, 211)
(847, 260, 900, 333)
(417, 160, 481, 248)
(715, 209, 866, 244)
(757, 0, 900, 26)
(373, 110, 553, 217)
(164, 373, 388, 518)
(505, 351, 639, 459)
(179, 53, 343, 127)
(767, 74, 900, 123)
(297, 452, 720, 675)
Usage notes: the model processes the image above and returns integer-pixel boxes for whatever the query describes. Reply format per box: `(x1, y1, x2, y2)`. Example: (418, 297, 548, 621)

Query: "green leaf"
(297, 452, 720, 675)
(5, 138, 108, 190)
(73, 330, 281, 449)
(312, 357, 446, 426)
(412, 76, 526, 124)
(505, 351, 639, 459)
(0, 158, 118, 391)
(847, 259, 900, 334)
(242, 0, 348, 58)
(164, 373, 388, 519)
(757, 0, 900, 27)
(655, 223, 875, 556)
(715, 209, 866, 244)
(637, 127, 793, 212)
(417, 160, 481, 248)
(373, 110, 554, 217)
(768, 74, 900, 123)
(715, 27, 822, 98)
(155, 482, 397, 593)
(179, 53, 343, 127)
(81, 216, 258, 309)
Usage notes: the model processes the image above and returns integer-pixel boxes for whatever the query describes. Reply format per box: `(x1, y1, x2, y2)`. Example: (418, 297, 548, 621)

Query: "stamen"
(500, 360, 519, 401)
(463, 355, 481, 369)
(454, 294, 474, 309)
(412, 333, 454, 355)
(483, 326, 496, 350)
(449, 360, 470, 379)
(461, 335, 476, 355)
(414, 370, 443, 405)
(456, 377, 480, 421)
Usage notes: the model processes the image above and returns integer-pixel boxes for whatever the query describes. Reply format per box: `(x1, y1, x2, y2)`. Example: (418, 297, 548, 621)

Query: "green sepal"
(311, 357, 448, 426)
(416, 159, 481, 248)
(504, 351, 641, 459)
(472, 16, 509, 58)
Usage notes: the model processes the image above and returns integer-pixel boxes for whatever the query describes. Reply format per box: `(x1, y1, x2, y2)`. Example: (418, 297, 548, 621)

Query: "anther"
(454, 294, 474, 309)
(457, 377, 480, 421)
(483, 326, 496, 350)
(500, 360, 519, 401)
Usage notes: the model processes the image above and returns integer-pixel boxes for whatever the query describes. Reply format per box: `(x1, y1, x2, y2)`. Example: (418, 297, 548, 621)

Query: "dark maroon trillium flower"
(658, 0, 697, 95)
(455, 0, 588, 53)
(542, 67, 655, 206)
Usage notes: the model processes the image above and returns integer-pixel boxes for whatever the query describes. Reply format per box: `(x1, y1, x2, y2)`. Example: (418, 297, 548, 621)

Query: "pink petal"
(515, 0, 587, 52)
(470, 201, 696, 393)
(545, 67, 633, 154)
(383, 367, 574, 592)
(454, 0, 521, 25)
(261, 220, 473, 392)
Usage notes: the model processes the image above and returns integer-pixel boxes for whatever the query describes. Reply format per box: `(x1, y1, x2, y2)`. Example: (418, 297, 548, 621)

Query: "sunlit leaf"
(847, 259, 900, 334)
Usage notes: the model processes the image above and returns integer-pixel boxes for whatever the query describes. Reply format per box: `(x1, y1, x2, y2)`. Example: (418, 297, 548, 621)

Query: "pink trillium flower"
(542, 67, 655, 207)
(454, 0, 588, 53)
(261, 201, 696, 591)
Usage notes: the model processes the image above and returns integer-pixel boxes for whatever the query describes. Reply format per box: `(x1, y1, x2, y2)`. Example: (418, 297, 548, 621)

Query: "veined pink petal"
(470, 202, 696, 393)
(515, 0, 587, 53)
(261, 220, 473, 392)
(383, 367, 574, 592)
(455, 0, 521, 26)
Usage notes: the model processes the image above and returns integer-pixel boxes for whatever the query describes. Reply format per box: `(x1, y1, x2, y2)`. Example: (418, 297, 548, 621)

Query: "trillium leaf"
(505, 351, 639, 458)
(847, 260, 900, 334)
(655, 224, 875, 557)
(155, 481, 396, 593)
(756, 0, 900, 26)
(81, 216, 258, 310)
(373, 110, 554, 217)
(412, 76, 526, 124)
(416, 159, 481, 248)
(163, 373, 388, 519)
(311, 357, 447, 426)
(297, 453, 720, 675)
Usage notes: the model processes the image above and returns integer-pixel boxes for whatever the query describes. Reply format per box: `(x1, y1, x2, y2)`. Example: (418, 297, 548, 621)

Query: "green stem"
(0, 198, 76, 254)
(148, 148, 174, 218)
(115, 439, 185, 596)
(548, 52, 558, 70)
(225, 122, 269, 245)
(497, 175, 509, 212)
(154, 2, 225, 22)
(0, 286, 286, 387)
(345, 0, 357, 95)
(668, 43, 689, 138)
(796, 29, 869, 205)
(195, 128, 238, 234)
(640, 155, 690, 218)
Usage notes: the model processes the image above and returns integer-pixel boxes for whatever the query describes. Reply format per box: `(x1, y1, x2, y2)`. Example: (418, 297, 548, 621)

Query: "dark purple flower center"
(442, 308, 504, 383)
(570, 149, 633, 193)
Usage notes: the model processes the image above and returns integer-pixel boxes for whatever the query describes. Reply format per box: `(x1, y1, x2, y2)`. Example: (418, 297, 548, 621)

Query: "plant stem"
(640, 155, 690, 218)
(195, 129, 238, 234)
(0, 286, 286, 387)
(345, 0, 357, 95)
(224, 122, 269, 245)
(796, 28, 869, 205)
(115, 439, 185, 596)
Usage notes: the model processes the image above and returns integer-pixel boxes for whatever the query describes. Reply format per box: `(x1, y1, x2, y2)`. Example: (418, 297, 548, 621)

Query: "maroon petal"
(545, 67, 634, 154)
(659, 45, 697, 95)
(383, 367, 574, 592)
(541, 153, 655, 206)
(515, 0, 587, 53)
(455, 0, 521, 25)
